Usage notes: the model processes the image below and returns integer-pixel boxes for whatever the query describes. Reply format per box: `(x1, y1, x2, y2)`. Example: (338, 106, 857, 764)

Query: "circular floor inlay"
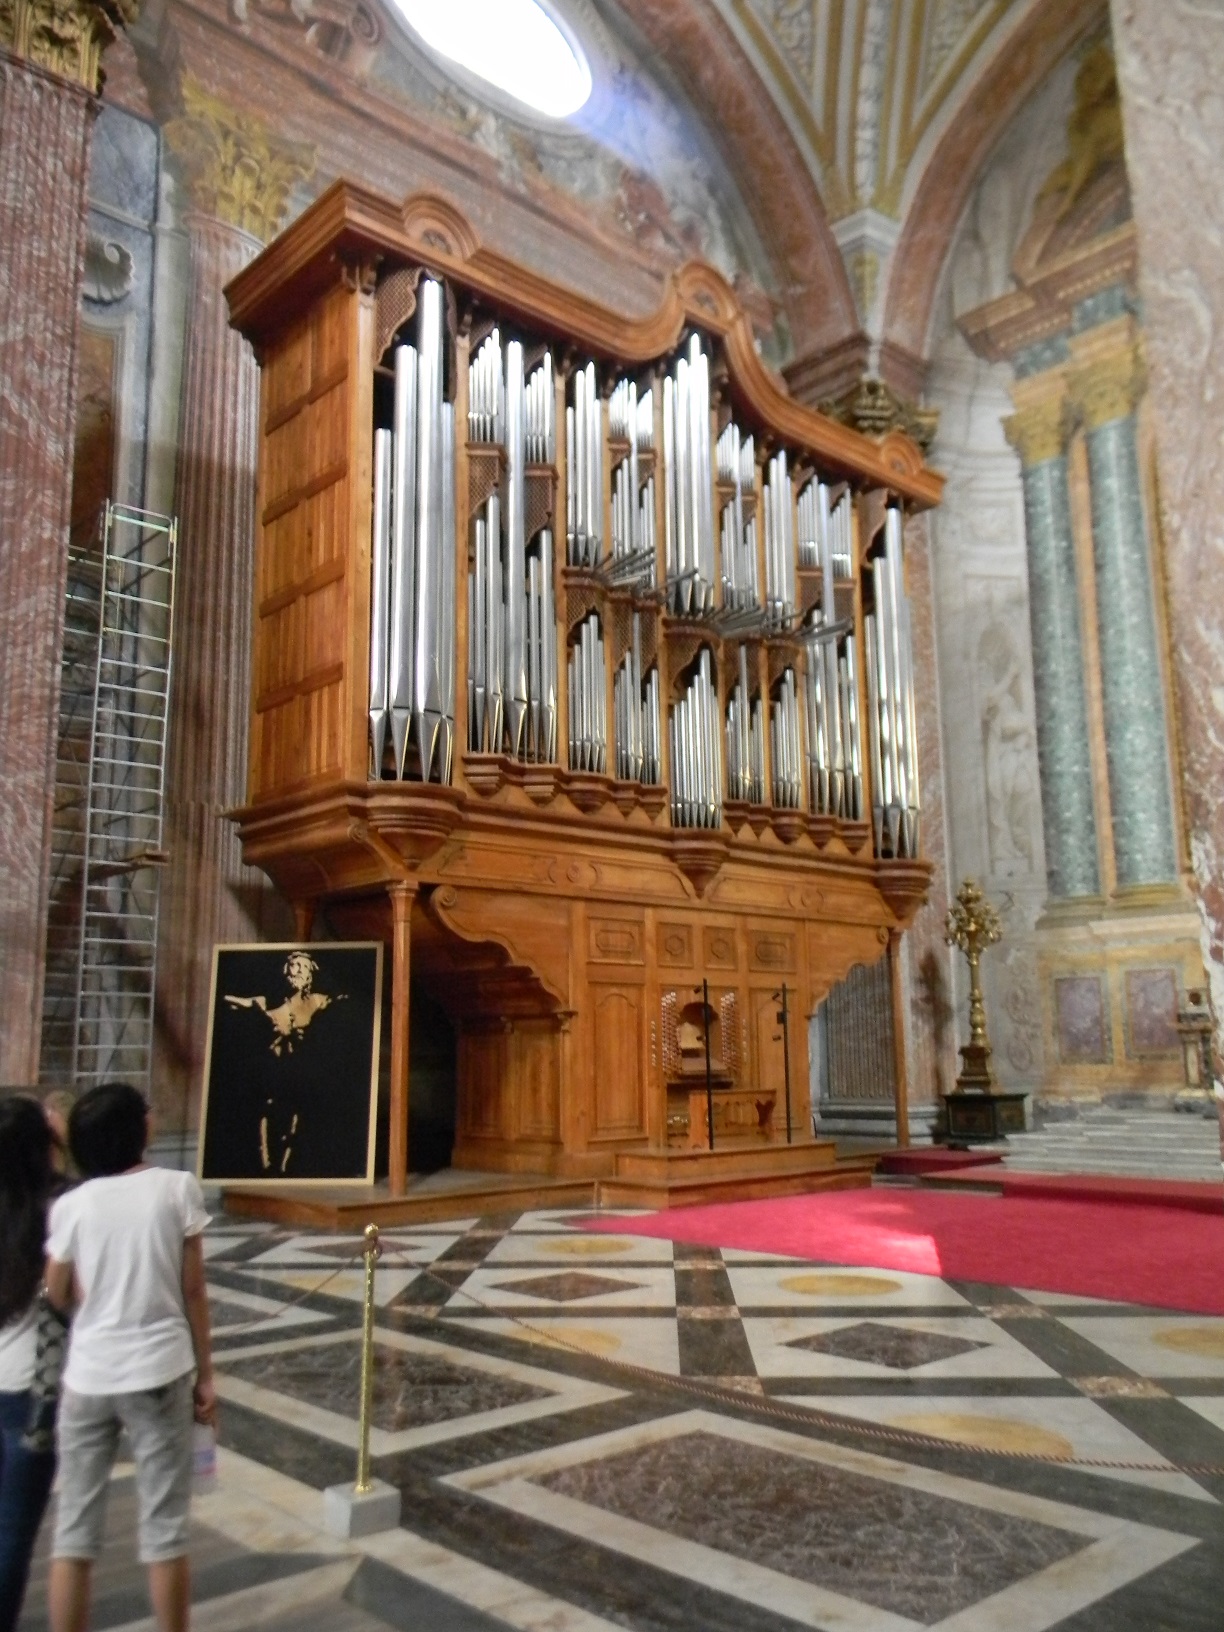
(1152, 1325, 1224, 1359)
(542, 1237, 634, 1257)
(779, 1272, 905, 1298)
(529, 1326, 622, 1356)
(894, 1412, 1076, 1460)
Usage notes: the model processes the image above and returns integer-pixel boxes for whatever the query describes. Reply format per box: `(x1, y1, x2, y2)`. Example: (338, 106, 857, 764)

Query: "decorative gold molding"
(1067, 341, 1145, 431)
(1003, 394, 1071, 468)
(0, 0, 136, 91)
(164, 74, 315, 243)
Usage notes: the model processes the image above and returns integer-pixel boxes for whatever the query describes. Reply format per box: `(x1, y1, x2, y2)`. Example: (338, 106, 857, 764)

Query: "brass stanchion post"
(354, 1222, 380, 1495)
(322, 1221, 401, 1537)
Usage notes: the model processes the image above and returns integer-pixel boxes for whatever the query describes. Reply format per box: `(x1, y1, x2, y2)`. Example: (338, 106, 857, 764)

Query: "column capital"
(0, 0, 136, 92)
(1003, 393, 1072, 468)
(1067, 340, 1146, 431)
(164, 74, 315, 243)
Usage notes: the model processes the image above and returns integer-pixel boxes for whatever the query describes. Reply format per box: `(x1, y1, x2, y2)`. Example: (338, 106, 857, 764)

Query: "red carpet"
(588, 1189, 1224, 1314)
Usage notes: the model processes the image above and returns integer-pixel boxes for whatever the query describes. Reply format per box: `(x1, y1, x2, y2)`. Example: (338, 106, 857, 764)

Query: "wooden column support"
(888, 929, 910, 1148)
(388, 880, 418, 1195)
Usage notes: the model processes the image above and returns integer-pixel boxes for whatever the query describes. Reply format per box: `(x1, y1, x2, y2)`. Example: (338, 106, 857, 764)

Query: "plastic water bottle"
(192, 1422, 217, 1492)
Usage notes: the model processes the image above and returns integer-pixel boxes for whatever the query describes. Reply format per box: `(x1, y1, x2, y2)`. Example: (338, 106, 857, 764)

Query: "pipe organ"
(228, 185, 941, 1192)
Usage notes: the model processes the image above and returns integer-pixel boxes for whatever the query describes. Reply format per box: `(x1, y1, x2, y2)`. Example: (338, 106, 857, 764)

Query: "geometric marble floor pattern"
(18, 1204, 1224, 1631)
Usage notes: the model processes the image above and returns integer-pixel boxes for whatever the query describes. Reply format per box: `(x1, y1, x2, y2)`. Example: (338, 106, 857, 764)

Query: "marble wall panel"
(1123, 966, 1179, 1058)
(1111, 0, 1224, 1069)
(1054, 974, 1110, 1065)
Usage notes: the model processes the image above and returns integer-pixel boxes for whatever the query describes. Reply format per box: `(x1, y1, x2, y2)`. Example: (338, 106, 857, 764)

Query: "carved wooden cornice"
(0, 0, 136, 91)
(225, 182, 944, 508)
(163, 71, 315, 242)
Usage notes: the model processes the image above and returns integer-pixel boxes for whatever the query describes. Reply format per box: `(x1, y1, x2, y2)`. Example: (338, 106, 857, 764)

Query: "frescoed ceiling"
(698, 0, 1107, 381)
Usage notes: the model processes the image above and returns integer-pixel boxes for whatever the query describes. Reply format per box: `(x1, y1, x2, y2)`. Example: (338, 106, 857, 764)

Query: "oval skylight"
(392, 0, 592, 120)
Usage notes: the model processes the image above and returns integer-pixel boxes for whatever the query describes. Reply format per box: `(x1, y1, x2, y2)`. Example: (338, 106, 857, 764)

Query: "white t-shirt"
(47, 1167, 210, 1395)
(0, 1305, 37, 1392)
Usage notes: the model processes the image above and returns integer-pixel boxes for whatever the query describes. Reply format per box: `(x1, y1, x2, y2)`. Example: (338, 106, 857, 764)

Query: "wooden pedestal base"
(941, 1090, 1028, 1146)
(221, 1139, 878, 1226)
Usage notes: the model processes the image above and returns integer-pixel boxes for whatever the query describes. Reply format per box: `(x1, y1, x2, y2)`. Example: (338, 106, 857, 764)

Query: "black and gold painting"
(199, 942, 383, 1184)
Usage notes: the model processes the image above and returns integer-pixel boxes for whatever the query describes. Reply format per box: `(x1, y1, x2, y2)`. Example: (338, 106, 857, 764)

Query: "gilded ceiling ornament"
(164, 75, 316, 242)
(1002, 394, 1071, 468)
(0, 0, 136, 91)
(819, 376, 939, 454)
(1067, 343, 1145, 431)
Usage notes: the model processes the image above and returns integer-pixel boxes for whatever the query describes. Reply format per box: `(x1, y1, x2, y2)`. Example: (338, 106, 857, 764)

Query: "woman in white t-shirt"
(0, 1095, 60, 1631)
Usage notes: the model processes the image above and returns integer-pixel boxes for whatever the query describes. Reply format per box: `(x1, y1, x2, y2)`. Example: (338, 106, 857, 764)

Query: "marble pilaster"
(0, 2, 134, 1085)
(1067, 326, 1177, 890)
(154, 78, 313, 1123)
(1004, 391, 1101, 901)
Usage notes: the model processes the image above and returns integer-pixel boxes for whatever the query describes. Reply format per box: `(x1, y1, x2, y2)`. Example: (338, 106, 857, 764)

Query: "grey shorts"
(52, 1372, 195, 1564)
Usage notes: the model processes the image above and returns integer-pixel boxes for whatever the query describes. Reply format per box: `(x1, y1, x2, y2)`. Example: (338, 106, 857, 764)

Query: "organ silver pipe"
(865, 615, 885, 854)
(504, 340, 529, 756)
(438, 401, 456, 781)
(717, 424, 758, 611)
(843, 633, 863, 820)
(763, 450, 796, 627)
(568, 612, 606, 773)
(863, 506, 921, 857)
(468, 329, 503, 445)
(664, 336, 715, 614)
(413, 279, 448, 781)
(369, 429, 392, 773)
(613, 610, 646, 781)
(771, 668, 802, 809)
(670, 647, 721, 827)
(526, 353, 554, 463)
(389, 341, 418, 776)
(523, 528, 558, 761)
(814, 482, 844, 815)
(566, 362, 602, 568)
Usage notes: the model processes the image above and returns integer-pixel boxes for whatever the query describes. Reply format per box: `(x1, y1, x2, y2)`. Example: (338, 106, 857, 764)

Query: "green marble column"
(1004, 394, 1101, 899)
(1070, 338, 1178, 888)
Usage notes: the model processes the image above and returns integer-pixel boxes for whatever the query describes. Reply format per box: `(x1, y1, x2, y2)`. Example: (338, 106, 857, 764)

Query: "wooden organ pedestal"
(224, 182, 942, 1205)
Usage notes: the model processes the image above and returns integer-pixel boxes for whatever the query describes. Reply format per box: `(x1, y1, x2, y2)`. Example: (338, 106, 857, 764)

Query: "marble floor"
(18, 1204, 1224, 1630)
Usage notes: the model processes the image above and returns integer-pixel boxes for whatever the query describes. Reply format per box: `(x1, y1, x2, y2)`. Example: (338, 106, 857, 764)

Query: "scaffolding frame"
(41, 502, 177, 1093)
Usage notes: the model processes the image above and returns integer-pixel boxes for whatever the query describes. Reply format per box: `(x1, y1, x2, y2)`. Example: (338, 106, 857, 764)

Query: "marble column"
(0, 0, 134, 1086)
(1068, 329, 1178, 890)
(155, 78, 313, 1124)
(1004, 392, 1101, 900)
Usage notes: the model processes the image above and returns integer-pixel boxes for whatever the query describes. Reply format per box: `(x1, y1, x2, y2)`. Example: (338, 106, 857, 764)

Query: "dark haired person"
(44, 1083, 215, 1632)
(0, 1095, 60, 1631)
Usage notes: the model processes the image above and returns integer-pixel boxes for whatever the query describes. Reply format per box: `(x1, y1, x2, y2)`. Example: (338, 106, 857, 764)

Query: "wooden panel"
(703, 926, 738, 971)
(458, 1029, 506, 1137)
(588, 915, 644, 965)
(591, 984, 645, 1137)
(250, 279, 364, 801)
(751, 987, 789, 1101)
(511, 1025, 561, 1140)
(657, 921, 693, 968)
(749, 930, 797, 973)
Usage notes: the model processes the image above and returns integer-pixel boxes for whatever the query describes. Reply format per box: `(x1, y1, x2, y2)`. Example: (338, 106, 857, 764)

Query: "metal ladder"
(40, 502, 177, 1092)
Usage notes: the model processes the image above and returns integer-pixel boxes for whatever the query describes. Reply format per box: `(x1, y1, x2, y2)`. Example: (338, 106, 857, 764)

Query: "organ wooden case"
(225, 182, 942, 1194)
